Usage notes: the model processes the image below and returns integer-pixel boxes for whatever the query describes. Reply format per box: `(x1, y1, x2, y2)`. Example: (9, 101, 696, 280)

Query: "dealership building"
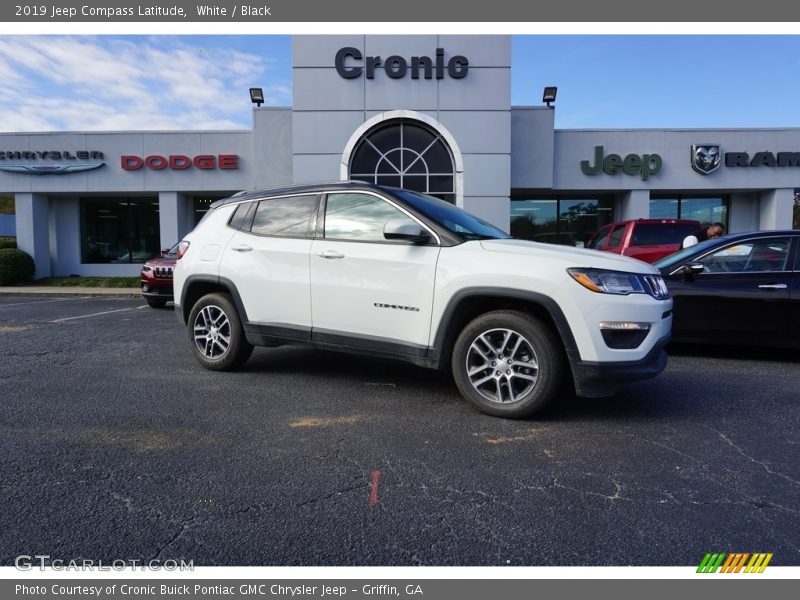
(2, 35, 799, 278)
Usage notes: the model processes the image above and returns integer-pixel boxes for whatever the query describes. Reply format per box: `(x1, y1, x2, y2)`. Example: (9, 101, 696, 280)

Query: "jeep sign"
(580, 146, 663, 181)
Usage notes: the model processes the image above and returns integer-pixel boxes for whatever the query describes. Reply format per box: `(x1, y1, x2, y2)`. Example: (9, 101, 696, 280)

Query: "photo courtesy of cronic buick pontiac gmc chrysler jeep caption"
(172, 182, 672, 418)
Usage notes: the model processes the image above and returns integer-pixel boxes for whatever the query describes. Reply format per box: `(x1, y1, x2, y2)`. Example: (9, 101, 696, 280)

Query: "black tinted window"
(228, 202, 252, 230)
(631, 223, 699, 246)
(250, 195, 317, 238)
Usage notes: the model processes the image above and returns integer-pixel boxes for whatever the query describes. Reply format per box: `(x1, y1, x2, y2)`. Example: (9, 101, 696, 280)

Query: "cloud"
(0, 36, 291, 132)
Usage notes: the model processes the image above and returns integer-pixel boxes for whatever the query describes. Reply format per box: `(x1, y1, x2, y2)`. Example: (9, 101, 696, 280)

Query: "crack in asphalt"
(699, 424, 800, 488)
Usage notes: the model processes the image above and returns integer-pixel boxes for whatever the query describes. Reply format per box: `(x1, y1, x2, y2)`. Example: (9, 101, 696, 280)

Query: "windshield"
(393, 190, 510, 241)
(653, 238, 720, 270)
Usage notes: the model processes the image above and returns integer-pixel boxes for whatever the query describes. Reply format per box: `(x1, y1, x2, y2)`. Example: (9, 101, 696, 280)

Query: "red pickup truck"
(587, 219, 701, 263)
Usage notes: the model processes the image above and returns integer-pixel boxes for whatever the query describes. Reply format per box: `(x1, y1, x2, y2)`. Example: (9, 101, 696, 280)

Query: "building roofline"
(554, 126, 800, 133)
(0, 129, 254, 136)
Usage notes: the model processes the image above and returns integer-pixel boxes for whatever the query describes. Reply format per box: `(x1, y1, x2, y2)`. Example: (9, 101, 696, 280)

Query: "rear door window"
(250, 195, 318, 238)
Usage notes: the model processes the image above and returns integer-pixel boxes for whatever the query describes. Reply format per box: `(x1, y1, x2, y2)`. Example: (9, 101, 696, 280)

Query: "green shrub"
(0, 237, 16, 249)
(0, 248, 35, 285)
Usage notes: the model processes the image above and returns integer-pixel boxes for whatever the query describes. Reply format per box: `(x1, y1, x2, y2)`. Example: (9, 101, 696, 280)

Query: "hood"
(144, 255, 177, 268)
(480, 239, 657, 274)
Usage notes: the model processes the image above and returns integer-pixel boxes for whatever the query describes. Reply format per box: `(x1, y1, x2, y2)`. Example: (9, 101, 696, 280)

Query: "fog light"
(142, 283, 149, 292)
(598, 322, 651, 330)
(598, 322, 651, 349)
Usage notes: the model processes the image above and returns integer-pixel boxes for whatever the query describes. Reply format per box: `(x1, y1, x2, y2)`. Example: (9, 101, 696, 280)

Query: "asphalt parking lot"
(1, 295, 799, 566)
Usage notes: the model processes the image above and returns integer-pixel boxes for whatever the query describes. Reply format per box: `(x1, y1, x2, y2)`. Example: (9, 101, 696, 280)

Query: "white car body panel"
(309, 239, 440, 347)
(221, 230, 314, 328)
(430, 239, 671, 362)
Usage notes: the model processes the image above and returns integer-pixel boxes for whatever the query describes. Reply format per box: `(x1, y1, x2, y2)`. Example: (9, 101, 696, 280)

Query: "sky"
(1, 35, 800, 131)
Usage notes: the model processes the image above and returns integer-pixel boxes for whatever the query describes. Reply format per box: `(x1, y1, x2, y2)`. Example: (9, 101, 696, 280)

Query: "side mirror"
(682, 262, 704, 280)
(383, 219, 431, 244)
(161, 248, 170, 257)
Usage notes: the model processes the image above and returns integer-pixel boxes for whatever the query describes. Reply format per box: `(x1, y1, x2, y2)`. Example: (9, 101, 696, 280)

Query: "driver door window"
(324, 193, 418, 243)
(700, 238, 791, 273)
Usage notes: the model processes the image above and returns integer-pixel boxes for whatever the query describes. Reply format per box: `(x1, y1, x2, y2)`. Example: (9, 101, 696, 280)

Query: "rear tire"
(451, 310, 564, 418)
(188, 293, 253, 371)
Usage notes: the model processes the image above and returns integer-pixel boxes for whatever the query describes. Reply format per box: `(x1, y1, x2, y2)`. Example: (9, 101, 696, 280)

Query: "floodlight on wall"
(542, 86, 557, 107)
(249, 87, 264, 107)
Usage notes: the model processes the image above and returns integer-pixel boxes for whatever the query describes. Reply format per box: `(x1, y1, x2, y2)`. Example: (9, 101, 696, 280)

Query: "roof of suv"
(606, 219, 701, 227)
(211, 180, 386, 208)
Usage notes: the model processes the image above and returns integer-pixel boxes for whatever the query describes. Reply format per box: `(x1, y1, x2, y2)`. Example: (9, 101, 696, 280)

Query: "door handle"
(758, 283, 787, 289)
(316, 250, 345, 259)
(231, 244, 253, 252)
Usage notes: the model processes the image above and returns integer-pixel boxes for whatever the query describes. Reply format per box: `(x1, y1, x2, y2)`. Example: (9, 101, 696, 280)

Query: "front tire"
(188, 293, 253, 371)
(451, 310, 564, 418)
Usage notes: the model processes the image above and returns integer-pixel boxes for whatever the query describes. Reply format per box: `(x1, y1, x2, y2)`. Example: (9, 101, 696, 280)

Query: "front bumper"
(570, 333, 670, 398)
(140, 276, 173, 300)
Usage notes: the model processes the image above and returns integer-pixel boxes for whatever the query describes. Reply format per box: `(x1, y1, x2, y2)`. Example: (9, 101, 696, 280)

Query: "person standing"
(682, 222, 725, 248)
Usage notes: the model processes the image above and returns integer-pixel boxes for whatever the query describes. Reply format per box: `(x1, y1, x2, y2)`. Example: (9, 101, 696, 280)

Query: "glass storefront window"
(80, 198, 159, 264)
(0, 195, 14, 215)
(681, 197, 728, 224)
(649, 198, 679, 220)
(193, 196, 227, 226)
(511, 197, 614, 246)
(510, 199, 557, 243)
(650, 196, 728, 227)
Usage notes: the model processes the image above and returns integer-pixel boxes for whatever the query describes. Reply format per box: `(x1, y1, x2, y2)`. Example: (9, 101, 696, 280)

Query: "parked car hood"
(144, 256, 177, 267)
(480, 239, 657, 274)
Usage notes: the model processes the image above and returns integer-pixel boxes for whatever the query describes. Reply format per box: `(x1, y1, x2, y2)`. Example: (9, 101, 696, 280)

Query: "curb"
(0, 287, 141, 298)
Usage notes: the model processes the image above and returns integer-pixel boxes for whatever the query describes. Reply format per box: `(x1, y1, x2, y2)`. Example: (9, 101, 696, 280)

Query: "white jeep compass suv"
(173, 182, 671, 418)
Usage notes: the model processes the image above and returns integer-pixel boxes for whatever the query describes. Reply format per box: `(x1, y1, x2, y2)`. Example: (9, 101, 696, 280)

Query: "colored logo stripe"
(697, 552, 773, 573)
(744, 553, 773, 573)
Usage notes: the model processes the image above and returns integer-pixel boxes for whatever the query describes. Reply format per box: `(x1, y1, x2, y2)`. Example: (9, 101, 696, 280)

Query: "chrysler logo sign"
(0, 150, 105, 175)
(691, 145, 721, 175)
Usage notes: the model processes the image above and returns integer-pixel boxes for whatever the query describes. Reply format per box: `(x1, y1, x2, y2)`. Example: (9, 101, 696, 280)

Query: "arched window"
(348, 119, 456, 204)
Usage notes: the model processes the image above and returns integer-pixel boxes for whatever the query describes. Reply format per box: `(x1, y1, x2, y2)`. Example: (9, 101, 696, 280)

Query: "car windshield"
(393, 190, 510, 241)
(653, 238, 720, 270)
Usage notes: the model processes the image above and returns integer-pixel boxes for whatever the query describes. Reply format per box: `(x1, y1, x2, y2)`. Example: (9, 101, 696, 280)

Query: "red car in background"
(587, 219, 701, 263)
(140, 243, 177, 308)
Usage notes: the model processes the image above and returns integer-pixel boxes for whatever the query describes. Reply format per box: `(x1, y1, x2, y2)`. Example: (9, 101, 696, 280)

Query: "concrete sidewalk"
(0, 286, 139, 297)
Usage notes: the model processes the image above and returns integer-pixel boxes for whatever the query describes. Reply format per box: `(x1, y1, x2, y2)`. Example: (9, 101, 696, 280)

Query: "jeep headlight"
(567, 268, 669, 300)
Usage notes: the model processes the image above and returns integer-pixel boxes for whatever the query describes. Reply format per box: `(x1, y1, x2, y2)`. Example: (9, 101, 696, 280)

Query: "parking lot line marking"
(369, 470, 381, 506)
(50, 307, 137, 323)
(0, 296, 92, 308)
(136, 305, 148, 309)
